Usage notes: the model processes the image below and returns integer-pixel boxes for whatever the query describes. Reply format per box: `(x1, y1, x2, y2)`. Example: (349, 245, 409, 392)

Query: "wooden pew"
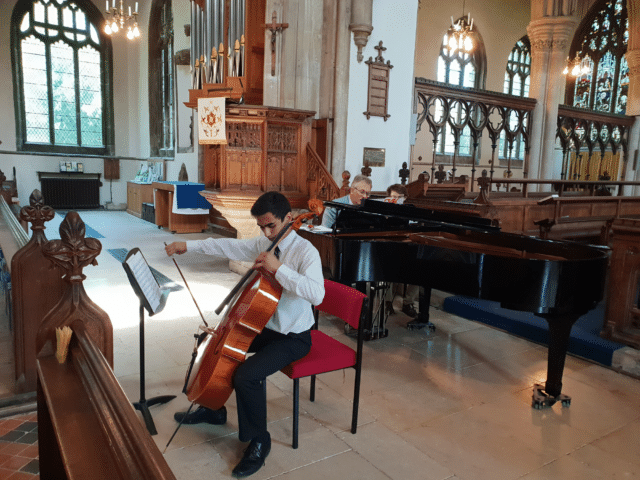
(38, 321, 175, 479)
(533, 195, 640, 244)
(406, 175, 467, 202)
(602, 218, 640, 349)
(36, 211, 176, 480)
(11, 190, 66, 393)
(0, 196, 29, 332)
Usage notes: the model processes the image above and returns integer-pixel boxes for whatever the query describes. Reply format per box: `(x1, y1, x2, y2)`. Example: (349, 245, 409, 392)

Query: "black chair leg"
(310, 375, 316, 402)
(293, 378, 299, 449)
(351, 368, 362, 434)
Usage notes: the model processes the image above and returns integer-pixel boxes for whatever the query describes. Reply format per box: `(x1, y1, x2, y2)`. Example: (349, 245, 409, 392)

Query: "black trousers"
(234, 327, 311, 442)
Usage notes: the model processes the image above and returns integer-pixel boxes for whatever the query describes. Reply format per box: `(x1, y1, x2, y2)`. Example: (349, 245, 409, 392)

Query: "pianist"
(321, 175, 372, 228)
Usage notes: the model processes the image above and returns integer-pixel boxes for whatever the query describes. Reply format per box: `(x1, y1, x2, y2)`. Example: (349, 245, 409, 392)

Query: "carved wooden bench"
(36, 211, 176, 479)
(37, 322, 175, 480)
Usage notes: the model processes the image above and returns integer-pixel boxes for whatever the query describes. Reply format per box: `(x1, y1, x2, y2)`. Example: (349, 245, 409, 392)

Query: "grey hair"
(351, 175, 372, 187)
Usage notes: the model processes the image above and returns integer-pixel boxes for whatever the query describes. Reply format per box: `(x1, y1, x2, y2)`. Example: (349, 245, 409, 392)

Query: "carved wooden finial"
(37, 211, 111, 364)
(474, 169, 491, 205)
(361, 162, 372, 177)
(399, 162, 410, 185)
(434, 164, 447, 184)
(340, 171, 351, 196)
(42, 211, 102, 283)
(20, 189, 55, 239)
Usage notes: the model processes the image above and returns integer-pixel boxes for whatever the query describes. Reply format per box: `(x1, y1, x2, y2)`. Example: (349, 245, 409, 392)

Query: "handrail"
(306, 143, 341, 201)
(482, 178, 640, 198)
(0, 196, 28, 247)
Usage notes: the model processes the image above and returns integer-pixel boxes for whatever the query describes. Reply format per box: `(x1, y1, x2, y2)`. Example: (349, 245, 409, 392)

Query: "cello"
(182, 200, 324, 411)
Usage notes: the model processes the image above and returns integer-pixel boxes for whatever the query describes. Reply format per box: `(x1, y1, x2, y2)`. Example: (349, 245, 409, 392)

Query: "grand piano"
(298, 199, 609, 409)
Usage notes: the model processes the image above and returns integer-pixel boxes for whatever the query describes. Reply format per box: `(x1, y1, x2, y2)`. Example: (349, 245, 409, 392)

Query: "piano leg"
(347, 282, 389, 340)
(406, 287, 436, 332)
(532, 314, 578, 409)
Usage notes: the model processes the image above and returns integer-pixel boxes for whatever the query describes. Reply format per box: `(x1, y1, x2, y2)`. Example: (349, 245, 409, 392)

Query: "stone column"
(526, 15, 577, 181)
(624, 49, 640, 194)
(349, 0, 373, 63)
(330, 0, 351, 182)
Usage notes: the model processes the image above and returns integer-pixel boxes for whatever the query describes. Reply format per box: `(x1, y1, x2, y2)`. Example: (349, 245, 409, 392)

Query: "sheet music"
(125, 250, 161, 313)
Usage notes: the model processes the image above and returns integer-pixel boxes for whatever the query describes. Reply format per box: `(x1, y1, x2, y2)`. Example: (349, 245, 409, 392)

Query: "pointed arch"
(435, 17, 486, 159)
(499, 35, 531, 164)
(565, 0, 628, 114)
(11, 0, 114, 154)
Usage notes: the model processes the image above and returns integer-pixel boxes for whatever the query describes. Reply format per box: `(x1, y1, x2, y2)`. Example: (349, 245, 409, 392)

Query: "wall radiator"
(38, 172, 102, 209)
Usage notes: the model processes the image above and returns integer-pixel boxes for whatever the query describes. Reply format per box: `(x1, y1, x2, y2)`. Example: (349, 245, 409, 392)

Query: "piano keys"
(299, 199, 609, 409)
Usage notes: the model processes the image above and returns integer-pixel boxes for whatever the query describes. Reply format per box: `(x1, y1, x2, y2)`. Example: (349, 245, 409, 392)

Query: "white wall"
(344, 0, 419, 192)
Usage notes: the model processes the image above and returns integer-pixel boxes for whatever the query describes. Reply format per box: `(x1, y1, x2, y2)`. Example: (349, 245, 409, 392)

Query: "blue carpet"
(107, 248, 183, 292)
(55, 211, 105, 239)
(443, 296, 625, 366)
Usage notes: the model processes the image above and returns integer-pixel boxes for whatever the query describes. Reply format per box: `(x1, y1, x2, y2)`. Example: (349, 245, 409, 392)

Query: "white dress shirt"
(186, 231, 324, 334)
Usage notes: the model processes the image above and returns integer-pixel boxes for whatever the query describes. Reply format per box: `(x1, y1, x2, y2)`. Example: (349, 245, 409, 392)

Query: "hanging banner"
(198, 97, 226, 145)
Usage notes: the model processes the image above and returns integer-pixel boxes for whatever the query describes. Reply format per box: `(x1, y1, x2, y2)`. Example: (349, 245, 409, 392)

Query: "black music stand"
(123, 248, 176, 435)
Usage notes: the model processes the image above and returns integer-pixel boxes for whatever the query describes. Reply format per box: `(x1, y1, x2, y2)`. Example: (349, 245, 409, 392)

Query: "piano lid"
(328, 198, 500, 234)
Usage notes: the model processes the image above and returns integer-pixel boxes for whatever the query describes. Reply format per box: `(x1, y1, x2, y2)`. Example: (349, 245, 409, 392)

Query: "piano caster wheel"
(531, 383, 571, 409)
(406, 317, 435, 332)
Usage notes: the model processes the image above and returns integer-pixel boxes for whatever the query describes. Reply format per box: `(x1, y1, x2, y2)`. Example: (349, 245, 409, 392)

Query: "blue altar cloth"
(158, 181, 210, 210)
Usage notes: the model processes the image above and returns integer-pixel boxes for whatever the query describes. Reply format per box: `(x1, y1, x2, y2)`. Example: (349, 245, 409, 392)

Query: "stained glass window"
(567, 0, 627, 115)
(500, 36, 530, 162)
(12, 0, 113, 154)
(435, 17, 485, 157)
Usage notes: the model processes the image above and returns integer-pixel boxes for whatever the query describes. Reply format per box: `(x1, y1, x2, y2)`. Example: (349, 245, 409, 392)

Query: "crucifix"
(263, 11, 288, 76)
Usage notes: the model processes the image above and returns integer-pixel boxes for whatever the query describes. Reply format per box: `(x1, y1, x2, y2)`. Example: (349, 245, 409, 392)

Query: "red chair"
(281, 280, 368, 448)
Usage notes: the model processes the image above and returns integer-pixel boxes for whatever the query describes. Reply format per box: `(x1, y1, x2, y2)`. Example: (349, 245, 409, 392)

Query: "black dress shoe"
(231, 436, 271, 478)
(174, 406, 227, 425)
(401, 302, 418, 318)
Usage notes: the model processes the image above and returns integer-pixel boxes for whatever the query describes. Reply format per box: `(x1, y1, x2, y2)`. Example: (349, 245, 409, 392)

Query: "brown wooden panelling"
(602, 218, 640, 348)
(244, 0, 266, 105)
(104, 158, 120, 180)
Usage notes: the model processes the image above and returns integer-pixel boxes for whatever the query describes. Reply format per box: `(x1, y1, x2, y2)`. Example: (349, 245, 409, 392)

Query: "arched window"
(499, 36, 530, 163)
(11, 0, 114, 155)
(436, 17, 485, 159)
(149, 0, 174, 158)
(566, 0, 628, 114)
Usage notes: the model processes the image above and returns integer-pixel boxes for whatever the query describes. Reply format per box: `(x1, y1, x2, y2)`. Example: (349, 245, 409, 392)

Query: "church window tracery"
(566, 0, 628, 115)
(11, 0, 114, 155)
(499, 36, 530, 164)
(435, 17, 485, 160)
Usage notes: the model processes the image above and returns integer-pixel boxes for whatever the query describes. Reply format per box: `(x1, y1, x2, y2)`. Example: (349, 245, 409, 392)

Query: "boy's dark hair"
(250, 191, 292, 220)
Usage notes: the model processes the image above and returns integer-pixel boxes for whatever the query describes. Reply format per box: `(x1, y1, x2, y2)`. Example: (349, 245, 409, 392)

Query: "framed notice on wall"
(363, 147, 385, 167)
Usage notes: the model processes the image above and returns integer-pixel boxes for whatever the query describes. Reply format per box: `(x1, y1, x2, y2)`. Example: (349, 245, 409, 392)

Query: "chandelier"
(563, 54, 590, 77)
(104, 0, 141, 40)
(448, 1, 474, 54)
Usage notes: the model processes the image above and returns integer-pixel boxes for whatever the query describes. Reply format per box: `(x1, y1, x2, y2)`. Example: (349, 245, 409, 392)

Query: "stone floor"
(1, 210, 640, 480)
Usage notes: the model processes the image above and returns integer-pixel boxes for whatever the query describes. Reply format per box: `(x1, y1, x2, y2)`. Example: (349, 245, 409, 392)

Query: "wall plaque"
(363, 147, 385, 167)
(364, 41, 393, 121)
